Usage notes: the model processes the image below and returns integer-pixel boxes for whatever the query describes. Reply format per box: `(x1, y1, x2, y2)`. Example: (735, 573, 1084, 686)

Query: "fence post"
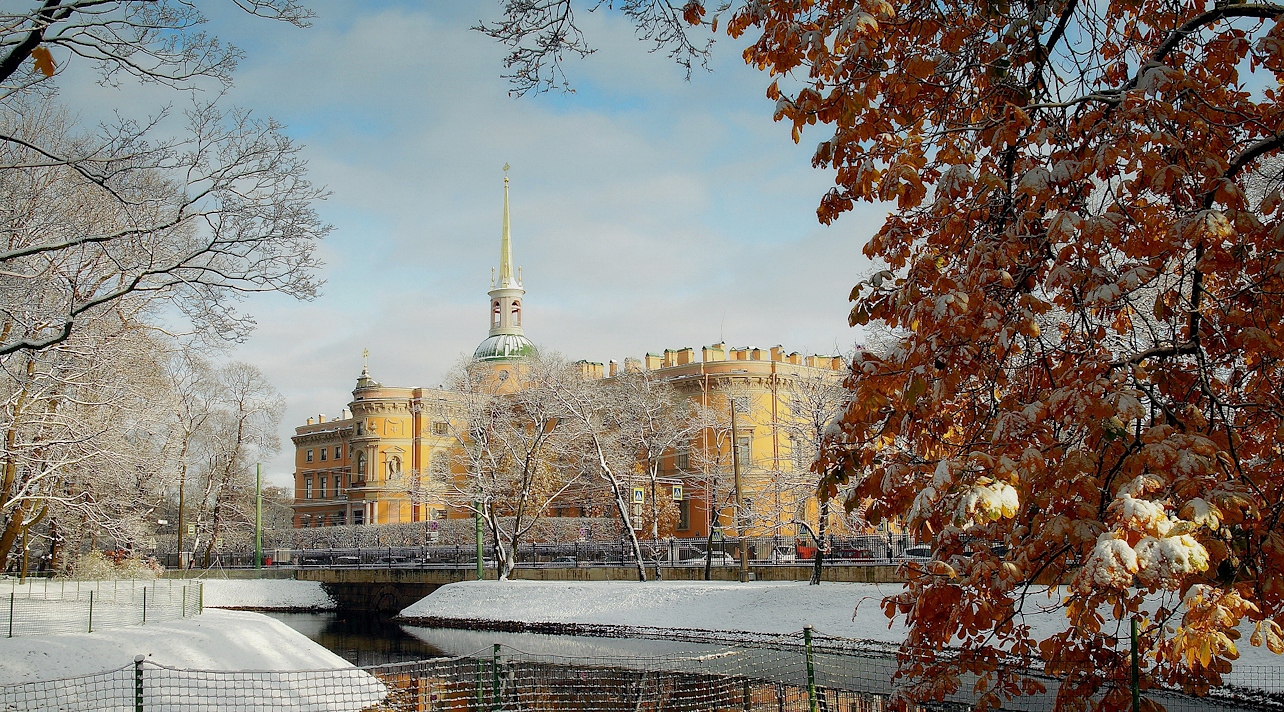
(199, 583, 203, 614)
(182, 587, 187, 617)
(88, 590, 94, 633)
(492, 643, 501, 711)
(142, 587, 147, 625)
(134, 654, 144, 712)
(804, 626, 817, 712)
(1131, 616, 1140, 712)
(8, 591, 13, 638)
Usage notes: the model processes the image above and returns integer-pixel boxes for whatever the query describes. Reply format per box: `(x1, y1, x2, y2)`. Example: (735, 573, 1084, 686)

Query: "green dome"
(473, 334, 537, 362)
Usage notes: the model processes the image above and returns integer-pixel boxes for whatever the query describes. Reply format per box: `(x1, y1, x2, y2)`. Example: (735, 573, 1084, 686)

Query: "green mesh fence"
(0, 633, 1279, 711)
(3, 580, 202, 637)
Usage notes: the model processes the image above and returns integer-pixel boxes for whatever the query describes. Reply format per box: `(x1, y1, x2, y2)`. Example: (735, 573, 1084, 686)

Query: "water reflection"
(264, 610, 446, 666)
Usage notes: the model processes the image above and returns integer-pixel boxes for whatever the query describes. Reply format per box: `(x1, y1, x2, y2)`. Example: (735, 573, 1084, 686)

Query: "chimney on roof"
(770, 345, 784, 361)
(645, 353, 662, 370)
(306, 417, 315, 426)
(318, 414, 326, 423)
(676, 348, 694, 365)
(608, 360, 619, 377)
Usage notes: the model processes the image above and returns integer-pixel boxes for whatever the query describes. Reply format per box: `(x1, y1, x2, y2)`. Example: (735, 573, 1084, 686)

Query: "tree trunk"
(811, 497, 828, 586)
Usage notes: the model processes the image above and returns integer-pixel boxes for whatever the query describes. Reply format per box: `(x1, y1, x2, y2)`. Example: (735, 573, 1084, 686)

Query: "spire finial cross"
(361, 348, 369, 374)
(503, 162, 510, 182)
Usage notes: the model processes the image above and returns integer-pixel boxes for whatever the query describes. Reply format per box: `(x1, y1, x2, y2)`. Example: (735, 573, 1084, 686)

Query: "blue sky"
(66, 1, 886, 485)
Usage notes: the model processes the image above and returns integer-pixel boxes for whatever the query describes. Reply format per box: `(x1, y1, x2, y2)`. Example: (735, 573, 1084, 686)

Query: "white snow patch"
(0, 609, 353, 684)
(402, 580, 908, 640)
(198, 579, 336, 609)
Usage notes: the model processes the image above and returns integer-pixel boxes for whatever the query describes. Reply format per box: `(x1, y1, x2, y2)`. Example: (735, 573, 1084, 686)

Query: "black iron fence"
(157, 533, 922, 571)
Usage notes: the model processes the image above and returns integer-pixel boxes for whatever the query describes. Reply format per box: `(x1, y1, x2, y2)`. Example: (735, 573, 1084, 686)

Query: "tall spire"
(473, 164, 536, 362)
(497, 163, 517, 288)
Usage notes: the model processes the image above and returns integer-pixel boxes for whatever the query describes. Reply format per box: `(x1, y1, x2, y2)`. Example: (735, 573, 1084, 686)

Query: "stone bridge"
(296, 564, 902, 612)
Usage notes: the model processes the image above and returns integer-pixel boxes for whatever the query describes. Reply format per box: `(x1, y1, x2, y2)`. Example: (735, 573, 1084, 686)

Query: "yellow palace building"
(290, 172, 848, 539)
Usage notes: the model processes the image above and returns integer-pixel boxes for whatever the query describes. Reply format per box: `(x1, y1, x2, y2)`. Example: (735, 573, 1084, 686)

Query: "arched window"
(492, 300, 501, 328)
(355, 451, 366, 477)
(511, 300, 521, 326)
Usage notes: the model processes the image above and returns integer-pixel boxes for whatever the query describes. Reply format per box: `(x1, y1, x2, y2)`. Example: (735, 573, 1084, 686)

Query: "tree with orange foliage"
(482, 0, 1284, 708)
(732, 0, 1284, 708)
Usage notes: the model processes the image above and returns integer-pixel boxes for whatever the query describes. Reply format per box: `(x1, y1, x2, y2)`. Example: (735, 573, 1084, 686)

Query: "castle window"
(335, 445, 342, 459)
(305, 478, 313, 499)
(676, 448, 690, 472)
(736, 436, 752, 467)
(305, 449, 313, 463)
(492, 300, 501, 328)
(432, 421, 449, 436)
(356, 451, 366, 477)
(512, 300, 521, 326)
(319, 476, 327, 499)
(319, 447, 327, 462)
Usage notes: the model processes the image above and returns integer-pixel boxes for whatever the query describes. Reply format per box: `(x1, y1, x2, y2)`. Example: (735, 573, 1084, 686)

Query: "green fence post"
(142, 587, 147, 625)
(134, 655, 144, 712)
(88, 590, 94, 633)
(1131, 616, 1140, 712)
(804, 626, 817, 712)
(182, 587, 186, 618)
(7, 591, 13, 638)
(199, 583, 203, 614)
(492, 643, 501, 711)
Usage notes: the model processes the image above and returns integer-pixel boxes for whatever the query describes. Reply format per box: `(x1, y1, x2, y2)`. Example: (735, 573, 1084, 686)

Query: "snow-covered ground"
(402, 580, 903, 639)
(0, 609, 354, 683)
(196, 578, 335, 610)
(401, 580, 1284, 691)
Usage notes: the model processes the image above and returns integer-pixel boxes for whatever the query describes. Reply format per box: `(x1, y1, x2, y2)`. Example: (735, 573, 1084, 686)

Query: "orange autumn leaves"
(716, 0, 1284, 708)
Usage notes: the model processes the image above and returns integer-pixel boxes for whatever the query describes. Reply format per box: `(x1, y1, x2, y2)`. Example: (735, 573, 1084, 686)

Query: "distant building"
(291, 171, 849, 538)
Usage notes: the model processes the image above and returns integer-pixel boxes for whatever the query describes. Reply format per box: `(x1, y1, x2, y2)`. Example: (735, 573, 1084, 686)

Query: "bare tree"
(185, 361, 282, 566)
(0, 314, 178, 570)
(441, 355, 585, 580)
(0, 94, 327, 356)
(544, 360, 653, 580)
(476, 0, 719, 96)
(774, 366, 850, 584)
(605, 367, 702, 575)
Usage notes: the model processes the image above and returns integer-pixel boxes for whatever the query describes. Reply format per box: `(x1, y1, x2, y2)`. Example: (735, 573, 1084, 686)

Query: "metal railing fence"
(3, 578, 202, 637)
(165, 533, 922, 571)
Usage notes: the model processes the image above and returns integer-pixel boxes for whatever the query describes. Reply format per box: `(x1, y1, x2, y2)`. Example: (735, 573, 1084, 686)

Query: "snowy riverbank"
(401, 580, 909, 639)
(196, 578, 336, 610)
(0, 609, 352, 684)
(400, 580, 1284, 691)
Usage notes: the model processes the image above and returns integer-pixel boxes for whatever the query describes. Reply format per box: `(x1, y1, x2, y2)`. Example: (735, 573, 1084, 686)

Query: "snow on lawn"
(197, 578, 335, 610)
(401, 580, 1284, 691)
(0, 610, 385, 711)
(401, 580, 907, 640)
(0, 609, 354, 683)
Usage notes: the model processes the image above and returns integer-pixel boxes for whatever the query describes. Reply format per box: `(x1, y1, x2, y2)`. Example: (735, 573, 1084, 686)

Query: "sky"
(63, 1, 886, 486)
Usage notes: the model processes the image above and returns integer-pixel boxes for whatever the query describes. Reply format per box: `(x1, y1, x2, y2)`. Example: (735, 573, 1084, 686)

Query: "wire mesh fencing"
(2, 633, 1282, 711)
(2, 578, 202, 637)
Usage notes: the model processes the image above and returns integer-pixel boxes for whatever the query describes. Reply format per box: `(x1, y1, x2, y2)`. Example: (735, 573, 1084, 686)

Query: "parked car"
(901, 545, 933, 560)
(678, 552, 737, 566)
(551, 556, 577, 566)
(769, 546, 796, 563)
